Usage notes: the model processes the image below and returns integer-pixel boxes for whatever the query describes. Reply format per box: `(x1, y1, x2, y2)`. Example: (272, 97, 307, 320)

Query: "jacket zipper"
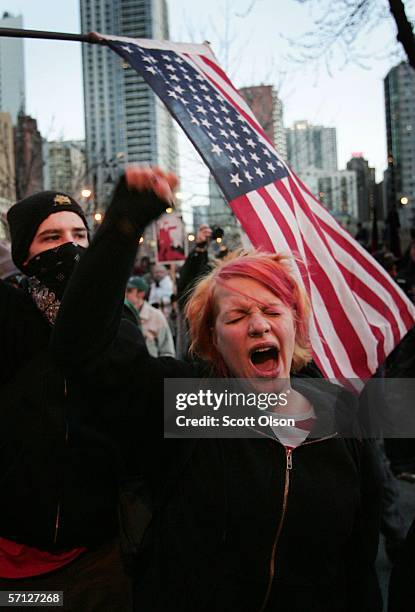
(259, 432, 338, 611)
(259, 447, 292, 612)
(54, 378, 68, 544)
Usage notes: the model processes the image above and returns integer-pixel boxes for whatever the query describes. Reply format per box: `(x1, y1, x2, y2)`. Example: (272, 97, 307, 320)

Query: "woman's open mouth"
(249, 346, 280, 375)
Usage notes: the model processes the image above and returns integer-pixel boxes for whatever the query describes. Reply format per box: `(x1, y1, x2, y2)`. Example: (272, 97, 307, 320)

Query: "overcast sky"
(1, 0, 411, 186)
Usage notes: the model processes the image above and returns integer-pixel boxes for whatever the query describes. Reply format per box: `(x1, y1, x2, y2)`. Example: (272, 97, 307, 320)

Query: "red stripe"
(198, 55, 240, 95)
(335, 257, 396, 353)
(307, 200, 414, 330)
(259, 184, 311, 294)
(230, 194, 275, 252)
(312, 313, 345, 380)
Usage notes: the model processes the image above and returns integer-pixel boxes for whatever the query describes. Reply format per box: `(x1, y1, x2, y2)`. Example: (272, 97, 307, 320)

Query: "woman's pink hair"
(185, 250, 312, 375)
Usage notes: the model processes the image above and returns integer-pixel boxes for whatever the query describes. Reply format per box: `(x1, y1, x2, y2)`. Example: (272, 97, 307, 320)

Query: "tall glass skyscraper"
(384, 61, 415, 230)
(80, 0, 178, 207)
(0, 12, 25, 123)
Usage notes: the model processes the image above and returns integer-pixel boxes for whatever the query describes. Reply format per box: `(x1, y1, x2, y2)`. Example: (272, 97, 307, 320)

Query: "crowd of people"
(0, 166, 414, 611)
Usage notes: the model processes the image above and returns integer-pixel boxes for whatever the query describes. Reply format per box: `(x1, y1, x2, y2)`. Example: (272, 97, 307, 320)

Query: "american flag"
(102, 34, 415, 381)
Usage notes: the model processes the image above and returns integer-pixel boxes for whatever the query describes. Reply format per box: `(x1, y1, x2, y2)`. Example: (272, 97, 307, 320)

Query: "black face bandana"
(24, 242, 86, 300)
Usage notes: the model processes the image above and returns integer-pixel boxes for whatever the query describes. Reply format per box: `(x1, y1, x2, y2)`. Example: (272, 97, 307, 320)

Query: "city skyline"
(0, 0, 402, 180)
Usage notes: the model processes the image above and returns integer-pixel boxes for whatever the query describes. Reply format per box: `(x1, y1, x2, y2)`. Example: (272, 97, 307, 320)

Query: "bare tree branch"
(388, 0, 415, 69)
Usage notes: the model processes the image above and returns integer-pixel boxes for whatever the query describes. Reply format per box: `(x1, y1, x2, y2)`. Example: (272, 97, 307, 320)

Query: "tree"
(286, 0, 415, 72)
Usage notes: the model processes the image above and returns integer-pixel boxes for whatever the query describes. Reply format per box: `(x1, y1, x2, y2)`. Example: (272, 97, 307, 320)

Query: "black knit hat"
(7, 191, 89, 271)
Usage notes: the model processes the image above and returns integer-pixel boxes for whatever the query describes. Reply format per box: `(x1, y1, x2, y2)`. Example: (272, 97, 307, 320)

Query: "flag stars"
(201, 118, 213, 129)
(214, 117, 224, 126)
(167, 90, 179, 99)
(204, 95, 213, 103)
(146, 66, 158, 75)
(224, 142, 235, 153)
(165, 64, 176, 71)
(235, 143, 244, 152)
(193, 94, 201, 102)
(230, 173, 243, 187)
(162, 54, 171, 61)
(246, 138, 256, 148)
(241, 125, 251, 134)
(121, 45, 133, 54)
(200, 84, 209, 91)
(267, 161, 276, 172)
(196, 105, 208, 115)
(190, 115, 200, 126)
(230, 156, 240, 167)
(224, 117, 235, 127)
(255, 167, 265, 178)
(262, 148, 271, 157)
(229, 129, 238, 139)
(250, 152, 260, 163)
(219, 128, 229, 138)
(244, 171, 253, 182)
(220, 105, 230, 114)
(174, 85, 185, 94)
(209, 106, 218, 114)
(211, 143, 222, 155)
(240, 154, 248, 165)
(170, 74, 180, 82)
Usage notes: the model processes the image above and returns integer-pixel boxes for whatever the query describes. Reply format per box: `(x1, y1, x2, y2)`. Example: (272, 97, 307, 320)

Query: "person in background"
(148, 263, 173, 311)
(125, 275, 175, 358)
(0, 239, 20, 285)
(355, 222, 369, 249)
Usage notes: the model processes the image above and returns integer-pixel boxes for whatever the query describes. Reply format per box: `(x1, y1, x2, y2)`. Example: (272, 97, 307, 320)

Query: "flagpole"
(0, 27, 105, 45)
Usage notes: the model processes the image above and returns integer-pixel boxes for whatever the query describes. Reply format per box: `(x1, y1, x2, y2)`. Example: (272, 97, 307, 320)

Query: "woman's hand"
(125, 166, 179, 206)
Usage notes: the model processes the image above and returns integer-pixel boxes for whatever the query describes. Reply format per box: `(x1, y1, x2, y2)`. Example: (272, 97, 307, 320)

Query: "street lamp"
(81, 188, 92, 199)
(400, 196, 409, 206)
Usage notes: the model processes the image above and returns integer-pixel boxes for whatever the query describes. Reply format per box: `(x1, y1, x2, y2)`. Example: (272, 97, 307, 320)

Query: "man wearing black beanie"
(0, 191, 132, 609)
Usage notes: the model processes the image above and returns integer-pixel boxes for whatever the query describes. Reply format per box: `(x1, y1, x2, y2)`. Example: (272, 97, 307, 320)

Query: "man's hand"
(125, 166, 179, 206)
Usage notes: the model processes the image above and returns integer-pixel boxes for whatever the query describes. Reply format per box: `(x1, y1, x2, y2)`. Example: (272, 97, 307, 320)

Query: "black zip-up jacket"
(52, 178, 382, 612)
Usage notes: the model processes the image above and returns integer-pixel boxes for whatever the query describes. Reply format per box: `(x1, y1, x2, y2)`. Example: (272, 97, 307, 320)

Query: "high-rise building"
(0, 12, 25, 123)
(14, 112, 44, 200)
(384, 61, 415, 230)
(0, 111, 16, 238)
(80, 0, 178, 208)
(0, 112, 16, 202)
(299, 167, 358, 219)
(43, 140, 86, 198)
(286, 120, 338, 174)
(346, 155, 376, 223)
(239, 85, 287, 159)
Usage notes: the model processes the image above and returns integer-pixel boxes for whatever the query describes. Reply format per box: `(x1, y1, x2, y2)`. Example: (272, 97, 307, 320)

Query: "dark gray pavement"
(377, 478, 415, 610)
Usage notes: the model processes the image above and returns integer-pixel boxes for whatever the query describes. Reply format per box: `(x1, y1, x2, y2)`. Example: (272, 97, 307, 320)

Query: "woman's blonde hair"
(185, 250, 312, 375)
